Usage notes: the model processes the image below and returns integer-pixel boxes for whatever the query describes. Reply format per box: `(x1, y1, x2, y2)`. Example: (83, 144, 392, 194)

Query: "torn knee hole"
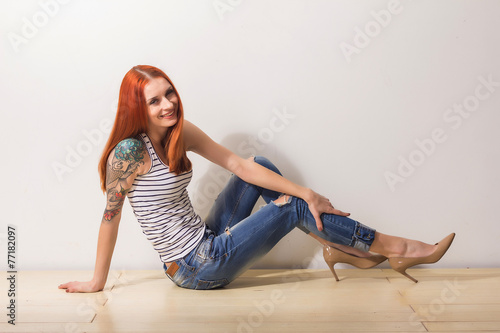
(273, 194, 290, 207)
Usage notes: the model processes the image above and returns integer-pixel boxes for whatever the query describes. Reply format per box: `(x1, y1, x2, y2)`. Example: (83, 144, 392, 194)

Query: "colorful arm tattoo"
(102, 139, 145, 222)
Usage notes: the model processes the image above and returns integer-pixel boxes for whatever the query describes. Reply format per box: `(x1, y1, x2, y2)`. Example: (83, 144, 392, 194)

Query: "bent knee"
(252, 156, 282, 175)
(273, 194, 291, 207)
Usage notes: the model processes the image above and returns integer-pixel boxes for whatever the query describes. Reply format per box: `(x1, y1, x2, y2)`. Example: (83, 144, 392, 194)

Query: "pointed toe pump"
(323, 245, 387, 282)
(388, 233, 456, 283)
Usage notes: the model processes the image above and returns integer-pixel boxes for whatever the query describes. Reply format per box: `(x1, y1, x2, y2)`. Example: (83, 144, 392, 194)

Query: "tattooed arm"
(59, 138, 146, 293)
(103, 138, 146, 223)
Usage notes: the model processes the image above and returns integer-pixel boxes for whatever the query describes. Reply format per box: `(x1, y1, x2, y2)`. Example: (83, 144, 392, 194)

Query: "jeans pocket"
(165, 259, 196, 288)
(195, 278, 229, 290)
(196, 235, 214, 260)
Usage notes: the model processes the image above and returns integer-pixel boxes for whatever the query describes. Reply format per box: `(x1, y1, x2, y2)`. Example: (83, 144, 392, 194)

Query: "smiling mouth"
(161, 110, 175, 118)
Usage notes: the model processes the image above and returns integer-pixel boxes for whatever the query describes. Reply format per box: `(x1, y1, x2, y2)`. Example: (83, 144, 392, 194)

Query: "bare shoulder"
(182, 119, 240, 172)
(102, 138, 148, 222)
(106, 138, 149, 186)
(114, 138, 146, 162)
(183, 119, 200, 136)
(183, 119, 210, 152)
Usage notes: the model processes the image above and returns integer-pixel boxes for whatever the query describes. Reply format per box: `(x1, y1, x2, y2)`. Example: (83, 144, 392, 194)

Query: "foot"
(331, 243, 373, 258)
(390, 239, 437, 259)
(388, 233, 455, 283)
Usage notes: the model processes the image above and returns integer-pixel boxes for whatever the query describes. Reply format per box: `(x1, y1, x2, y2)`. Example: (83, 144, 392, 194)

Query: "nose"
(160, 96, 174, 109)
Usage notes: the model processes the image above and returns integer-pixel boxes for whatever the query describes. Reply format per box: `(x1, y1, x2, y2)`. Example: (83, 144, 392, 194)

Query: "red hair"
(98, 65, 191, 192)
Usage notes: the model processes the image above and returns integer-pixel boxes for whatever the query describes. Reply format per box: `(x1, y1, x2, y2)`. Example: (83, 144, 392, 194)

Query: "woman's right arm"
(59, 138, 146, 293)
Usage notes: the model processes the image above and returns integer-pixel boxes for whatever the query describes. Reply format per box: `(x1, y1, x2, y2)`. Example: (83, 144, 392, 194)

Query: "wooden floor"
(1, 268, 499, 332)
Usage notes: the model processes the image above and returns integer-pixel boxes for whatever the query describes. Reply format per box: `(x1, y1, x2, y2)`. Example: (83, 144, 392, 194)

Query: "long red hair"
(98, 65, 191, 192)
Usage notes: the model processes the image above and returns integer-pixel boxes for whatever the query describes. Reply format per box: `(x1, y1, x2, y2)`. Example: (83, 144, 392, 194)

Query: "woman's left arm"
(183, 120, 349, 231)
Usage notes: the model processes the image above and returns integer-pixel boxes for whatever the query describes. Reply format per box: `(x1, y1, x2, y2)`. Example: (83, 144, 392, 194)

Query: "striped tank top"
(127, 133, 205, 263)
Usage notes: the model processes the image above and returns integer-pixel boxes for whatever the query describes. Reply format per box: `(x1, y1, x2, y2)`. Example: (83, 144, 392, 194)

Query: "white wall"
(1, 0, 499, 271)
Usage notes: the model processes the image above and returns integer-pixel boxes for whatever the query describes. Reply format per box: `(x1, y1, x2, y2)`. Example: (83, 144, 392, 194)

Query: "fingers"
(58, 281, 79, 293)
(312, 212, 324, 232)
(331, 208, 350, 217)
(58, 282, 71, 289)
(326, 201, 350, 216)
(58, 282, 71, 292)
(315, 210, 349, 231)
(323, 198, 350, 216)
(316, 219, 324, 232)
(308, 192, 351, 231)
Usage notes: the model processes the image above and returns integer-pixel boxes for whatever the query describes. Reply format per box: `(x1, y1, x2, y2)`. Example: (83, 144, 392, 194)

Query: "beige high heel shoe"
(388, 233, 456, 283)
(323, 245, 387, 281)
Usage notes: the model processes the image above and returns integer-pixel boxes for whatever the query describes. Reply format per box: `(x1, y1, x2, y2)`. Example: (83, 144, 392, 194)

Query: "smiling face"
(144, 77, 179, 134)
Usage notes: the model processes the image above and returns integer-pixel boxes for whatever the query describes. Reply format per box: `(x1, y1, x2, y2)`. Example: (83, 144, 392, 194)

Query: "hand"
(305, 190, 350, 232)
(58, 280, 103, 293)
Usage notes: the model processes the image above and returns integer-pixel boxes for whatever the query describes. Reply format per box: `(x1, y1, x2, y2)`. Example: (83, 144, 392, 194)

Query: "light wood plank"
(0, 321, 428, 333)
(1, 268, 498, 332)
(424, 321, 500, 332)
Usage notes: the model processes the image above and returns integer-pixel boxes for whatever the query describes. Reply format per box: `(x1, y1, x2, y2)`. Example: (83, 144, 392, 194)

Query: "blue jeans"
(163, 156, 376, 290)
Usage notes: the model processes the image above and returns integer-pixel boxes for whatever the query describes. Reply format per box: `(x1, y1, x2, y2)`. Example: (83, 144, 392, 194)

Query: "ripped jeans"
(163, 156, 376, 290)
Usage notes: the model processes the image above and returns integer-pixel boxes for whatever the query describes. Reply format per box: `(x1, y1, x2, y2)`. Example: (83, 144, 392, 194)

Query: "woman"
(59, 65, 455, 292)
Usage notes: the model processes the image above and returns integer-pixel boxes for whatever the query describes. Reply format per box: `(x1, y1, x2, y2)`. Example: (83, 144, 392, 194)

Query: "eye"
(149, 99, 158, 105)
(166, 88, 176, 98)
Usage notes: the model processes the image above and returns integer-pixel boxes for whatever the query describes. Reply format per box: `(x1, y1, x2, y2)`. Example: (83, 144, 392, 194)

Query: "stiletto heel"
(391, 266, 419, 283)
(326, 260, 340, 282)
(388, 233, 455, 283)
(323, 245, 387, 282)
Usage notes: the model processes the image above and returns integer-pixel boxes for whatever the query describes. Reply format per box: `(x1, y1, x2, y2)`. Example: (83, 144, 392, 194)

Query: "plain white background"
(1, 0, 499, 271)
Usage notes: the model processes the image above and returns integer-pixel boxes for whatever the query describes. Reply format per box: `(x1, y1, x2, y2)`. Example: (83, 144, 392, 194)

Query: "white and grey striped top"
(127, 133, 205, 263)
